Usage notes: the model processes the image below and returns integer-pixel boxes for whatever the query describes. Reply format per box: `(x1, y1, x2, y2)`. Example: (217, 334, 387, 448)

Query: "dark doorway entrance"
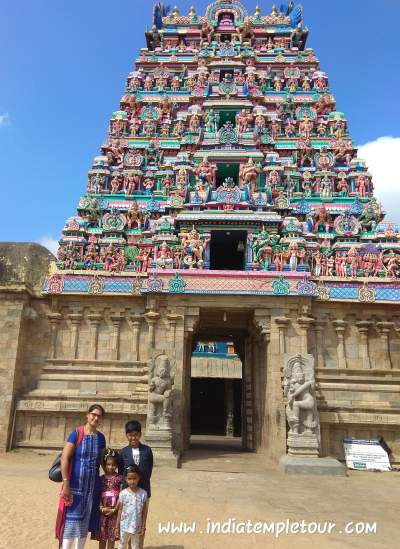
(190, 378, 242, 436)
(216, 162, 239, 187)
(210, 230, 247, 270)
(217, 110, 237, 129)
(191, 378, 225, 435)
(220, 33, 232, 42)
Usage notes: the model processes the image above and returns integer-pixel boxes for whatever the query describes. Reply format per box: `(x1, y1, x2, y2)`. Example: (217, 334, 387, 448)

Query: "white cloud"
(38, 236, 59, 256)
(0, 113, 9, 126)
(357, 136, 400, 224)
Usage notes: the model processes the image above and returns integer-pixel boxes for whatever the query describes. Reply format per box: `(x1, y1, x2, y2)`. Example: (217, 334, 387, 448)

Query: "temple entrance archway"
(190, 343, 243, 437)
(183, 309, 257, 455)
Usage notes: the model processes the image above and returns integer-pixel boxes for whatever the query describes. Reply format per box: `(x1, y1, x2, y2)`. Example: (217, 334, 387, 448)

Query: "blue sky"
(1, 0, 399, 251)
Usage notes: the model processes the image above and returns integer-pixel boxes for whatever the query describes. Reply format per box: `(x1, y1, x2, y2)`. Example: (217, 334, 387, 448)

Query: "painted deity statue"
(126, 201, 143, 229)
(313, 205, 332, 232)
(240, 158, 261, 191)
(236, 110, 252, 133)
(180, 228, 209, 268)
(156, 242, 174, 269)
(251, 231, 278, 270)
(200, 20, 214, 45)
(359, 199, 382, 231)
(205, 110, 218, 133)
(195, 158, 217, 187)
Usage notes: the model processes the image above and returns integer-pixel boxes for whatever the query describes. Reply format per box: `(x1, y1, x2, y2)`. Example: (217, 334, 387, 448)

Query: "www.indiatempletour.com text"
(158, 519, 377, 538)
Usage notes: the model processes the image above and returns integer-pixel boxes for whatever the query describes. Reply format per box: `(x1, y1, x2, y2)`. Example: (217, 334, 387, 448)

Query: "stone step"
(42, 364, 148, 375)
(46, 359, 149, 369)
(20, 390, 148, 400)
(39, 372, 148, 383)
(36, 380, 147, 392)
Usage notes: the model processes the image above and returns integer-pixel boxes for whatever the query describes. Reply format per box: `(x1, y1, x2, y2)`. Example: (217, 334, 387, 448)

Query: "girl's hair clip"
(104, 447, 119, 460)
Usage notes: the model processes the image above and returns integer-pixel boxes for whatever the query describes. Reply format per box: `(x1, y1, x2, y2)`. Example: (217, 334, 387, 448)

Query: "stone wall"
(1, 244, 399, 464)
(0, 244, 53, 452)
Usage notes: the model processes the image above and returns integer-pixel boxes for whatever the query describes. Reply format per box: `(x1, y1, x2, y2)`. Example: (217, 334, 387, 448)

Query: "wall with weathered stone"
(0, 244, 53, 452)
(1, 244, 400, 465)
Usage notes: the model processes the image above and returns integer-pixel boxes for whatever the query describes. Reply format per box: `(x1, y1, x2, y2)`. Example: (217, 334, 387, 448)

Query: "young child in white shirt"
(115, 465, 148, 549)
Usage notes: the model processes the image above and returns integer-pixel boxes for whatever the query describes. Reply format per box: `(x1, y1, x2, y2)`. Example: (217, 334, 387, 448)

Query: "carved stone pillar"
(69, 312, 83, 359)
(110, 315, 122, 361)
(314, 320, 326, 368)
(145, 311, 160, 350)
(88, 312, 102, 360)
(332, 319, 347, 369)
(376, 321, 394, 369)
(356, 320, 372, 369)
(225, 380, 234, 437)
(275, 316, 290, 354)
(167, 313, 181, 355)
(253, 317, 271, 451)
(47, 312, 62, 359)
(130, 314, 142, 362)
(297, 315, 314, 355)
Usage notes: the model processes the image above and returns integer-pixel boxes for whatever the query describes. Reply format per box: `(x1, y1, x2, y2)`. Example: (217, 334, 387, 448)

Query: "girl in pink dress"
(92, 449, 122, 549)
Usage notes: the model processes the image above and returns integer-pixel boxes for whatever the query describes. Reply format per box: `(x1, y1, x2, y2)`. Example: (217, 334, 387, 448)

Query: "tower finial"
(172, 5, 180, 17)
(255, 5, 261, 17)
(189, 5, 196, 17)
(271, 4, 278, 16)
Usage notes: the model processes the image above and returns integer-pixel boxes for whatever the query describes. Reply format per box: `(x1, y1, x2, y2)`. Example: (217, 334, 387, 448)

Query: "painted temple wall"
(1, 289, 399, 463)
(1, 245, 399, 463)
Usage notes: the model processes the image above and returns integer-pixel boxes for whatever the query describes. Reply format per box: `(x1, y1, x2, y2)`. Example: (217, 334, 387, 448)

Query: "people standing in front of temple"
(115, 465, 149, 549)
(118, 420, 153, 548)
(56, 404, 107, 549)
(91, 448, 122, 549)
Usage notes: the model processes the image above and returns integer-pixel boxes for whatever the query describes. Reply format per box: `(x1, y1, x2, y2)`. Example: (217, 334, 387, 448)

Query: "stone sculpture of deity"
(148, 353, 174, 429)
(282, 354, 320, 456)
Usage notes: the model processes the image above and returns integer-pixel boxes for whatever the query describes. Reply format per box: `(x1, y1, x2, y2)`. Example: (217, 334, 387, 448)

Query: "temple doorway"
(210, 230, 247, 270)
(182, 309, 259, 468)
(191, 378, 242, 436)
(190, 341, 243, 439)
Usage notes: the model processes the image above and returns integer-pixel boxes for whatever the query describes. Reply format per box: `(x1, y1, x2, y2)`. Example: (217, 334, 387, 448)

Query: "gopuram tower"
(1, 1, 400, 469)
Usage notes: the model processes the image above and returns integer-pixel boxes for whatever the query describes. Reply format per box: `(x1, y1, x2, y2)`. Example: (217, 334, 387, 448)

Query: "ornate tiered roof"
(45, 1, 400, 303)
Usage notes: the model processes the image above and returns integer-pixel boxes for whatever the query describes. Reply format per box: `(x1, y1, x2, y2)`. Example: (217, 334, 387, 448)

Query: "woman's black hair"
(125, 464, 141, 478)
(88, 403, 106, 416)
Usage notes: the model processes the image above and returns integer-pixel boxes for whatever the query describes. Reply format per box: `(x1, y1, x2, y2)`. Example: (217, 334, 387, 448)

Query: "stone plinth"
(145, 429, 178, 467)
(287, 432, 319, 457)
(279, 454, 346, 476)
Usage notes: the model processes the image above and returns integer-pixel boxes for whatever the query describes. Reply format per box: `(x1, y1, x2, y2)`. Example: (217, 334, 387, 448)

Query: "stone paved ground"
(0, 450, 398, 549)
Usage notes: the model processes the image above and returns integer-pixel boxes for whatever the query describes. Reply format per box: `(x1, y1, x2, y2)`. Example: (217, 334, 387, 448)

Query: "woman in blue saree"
(57, 404, 106, 549)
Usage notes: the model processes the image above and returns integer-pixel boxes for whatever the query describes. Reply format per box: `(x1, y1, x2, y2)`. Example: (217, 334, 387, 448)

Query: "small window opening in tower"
(217, 109, 237, 128)
(216, 163, 240, 187)
(221, 33, 232, 43)
(210, 230, 247, 271)
(220, 69, 234, 83)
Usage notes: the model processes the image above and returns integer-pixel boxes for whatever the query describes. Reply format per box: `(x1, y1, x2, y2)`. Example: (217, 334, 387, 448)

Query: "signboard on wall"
(343, 438, 391, 471)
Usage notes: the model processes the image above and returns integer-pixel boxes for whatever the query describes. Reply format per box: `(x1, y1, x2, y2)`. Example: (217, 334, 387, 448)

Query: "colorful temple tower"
(52, 0, 400, 287)
(2, 1, 400, 469)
